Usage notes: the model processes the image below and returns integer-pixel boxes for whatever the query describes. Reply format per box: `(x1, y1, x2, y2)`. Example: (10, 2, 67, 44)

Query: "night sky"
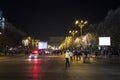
(0, 0, 120, 41)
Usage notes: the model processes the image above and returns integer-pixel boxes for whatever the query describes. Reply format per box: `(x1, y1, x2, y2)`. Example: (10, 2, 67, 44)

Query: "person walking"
(70, 51, 73, 62)
(82, 51, 86, 63)
(65, 50, 70, 67)
(77, 50, 81, 61)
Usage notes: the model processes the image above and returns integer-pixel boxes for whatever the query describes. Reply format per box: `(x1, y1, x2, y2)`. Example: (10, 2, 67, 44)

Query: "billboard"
(99, 37, 111, 46)
(38, 42, 47, 49)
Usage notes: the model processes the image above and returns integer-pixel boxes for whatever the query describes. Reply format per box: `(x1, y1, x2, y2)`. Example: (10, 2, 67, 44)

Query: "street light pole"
(75, 20, 88, 36)
(69, 30, 78, 47)
(69, 30, 78, 40)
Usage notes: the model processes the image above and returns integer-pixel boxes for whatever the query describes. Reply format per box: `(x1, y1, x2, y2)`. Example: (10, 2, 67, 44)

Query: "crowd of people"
(64, 49, 91, 67)
(64, 48, 120, 67)
(94, 49, 120, 58)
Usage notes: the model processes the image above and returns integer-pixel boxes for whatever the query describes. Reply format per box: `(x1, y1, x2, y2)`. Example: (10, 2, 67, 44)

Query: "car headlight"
(35, 55, 37, 58)
(29, 55, 31, 58)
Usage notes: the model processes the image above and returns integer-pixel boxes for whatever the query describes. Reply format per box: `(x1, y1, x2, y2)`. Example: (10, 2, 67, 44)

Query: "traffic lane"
(0, 55, 120, 80)
(65, 64, 120, 80)
(0, 58, 44, 80)
(36, 56, 120, 80)
(67, 57, 120, 80)
(0, 55, 66, 80)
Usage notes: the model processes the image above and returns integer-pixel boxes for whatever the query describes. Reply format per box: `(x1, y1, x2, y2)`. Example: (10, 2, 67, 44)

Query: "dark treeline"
(0, 22, 26, 51)
(87, 7, 120, 48)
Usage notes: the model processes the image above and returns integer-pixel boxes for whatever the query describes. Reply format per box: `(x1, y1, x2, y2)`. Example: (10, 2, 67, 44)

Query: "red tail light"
(33, 50, 38, 54)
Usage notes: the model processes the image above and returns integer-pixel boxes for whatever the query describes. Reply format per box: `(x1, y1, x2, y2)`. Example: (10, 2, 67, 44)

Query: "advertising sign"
(99, 37, 111, 46)
(38, 42, 48, 49)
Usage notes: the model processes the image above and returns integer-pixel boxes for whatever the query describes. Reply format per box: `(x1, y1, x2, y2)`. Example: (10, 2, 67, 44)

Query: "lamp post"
(75, 20, 88, 36)
(69, 30, 78, 40)
(69, 30, 78, 47)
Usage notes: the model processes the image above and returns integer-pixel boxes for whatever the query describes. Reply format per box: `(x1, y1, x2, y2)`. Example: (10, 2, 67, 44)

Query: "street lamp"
(69, 30, 78, 47)
(69, 30, 78, 40)
(75, 20, 88, 36)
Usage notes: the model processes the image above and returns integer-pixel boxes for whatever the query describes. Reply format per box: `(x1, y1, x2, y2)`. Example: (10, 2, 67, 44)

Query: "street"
(0, 54, 120, 80)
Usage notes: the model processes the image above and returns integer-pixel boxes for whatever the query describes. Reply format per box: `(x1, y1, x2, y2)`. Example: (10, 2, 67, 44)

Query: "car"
(29, 49, 39, 59)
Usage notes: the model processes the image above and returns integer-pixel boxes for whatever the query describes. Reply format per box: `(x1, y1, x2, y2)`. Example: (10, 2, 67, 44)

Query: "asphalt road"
(0, 54, 120, 80)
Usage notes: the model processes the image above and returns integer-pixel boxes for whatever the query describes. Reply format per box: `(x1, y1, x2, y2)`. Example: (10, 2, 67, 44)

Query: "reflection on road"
(27, 59, 42, 80)
(33, 62, 38, 77)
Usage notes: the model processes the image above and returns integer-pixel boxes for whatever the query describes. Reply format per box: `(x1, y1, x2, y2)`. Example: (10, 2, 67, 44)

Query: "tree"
(88, 7, 120, 48)
(0, 22, 26, 51)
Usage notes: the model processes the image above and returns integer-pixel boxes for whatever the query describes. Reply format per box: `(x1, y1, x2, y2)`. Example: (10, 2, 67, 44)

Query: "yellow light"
(84, 21, 88, 24)
(75, 20, 79, 24)
(69, 31, 71, 33)
(81, 20, 83, 23)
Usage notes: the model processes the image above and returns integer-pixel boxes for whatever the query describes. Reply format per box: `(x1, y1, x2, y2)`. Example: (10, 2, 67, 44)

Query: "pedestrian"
(77, 50, 81, 61)
(69, 51, 73, 62)
(73, 50, 78, 61)
(86, 50, 90, 63)
(4, 45, 9, 56)
(25, 48, 29, 56)
(72, 50, 76, 61)
(8, 47, 14, 56)
(82, 51, 86, 63)
(65, 50, 70, 67)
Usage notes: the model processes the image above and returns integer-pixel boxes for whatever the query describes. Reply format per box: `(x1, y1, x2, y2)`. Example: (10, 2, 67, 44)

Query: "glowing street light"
(69, 30, 78, 40)
(69, 30, 78, 47)
(75, 20, 88, 36)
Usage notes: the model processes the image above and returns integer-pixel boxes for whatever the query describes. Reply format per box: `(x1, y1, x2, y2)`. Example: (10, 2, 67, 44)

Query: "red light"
(33, 65, 38, 77)
(33, 50, 38, 54)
